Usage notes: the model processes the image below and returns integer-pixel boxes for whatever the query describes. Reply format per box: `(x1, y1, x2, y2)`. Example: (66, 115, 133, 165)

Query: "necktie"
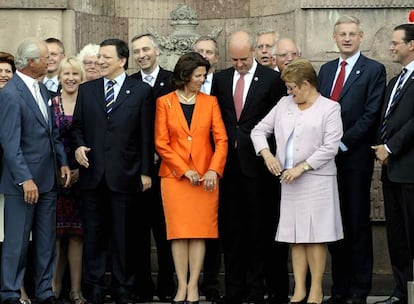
(380, 68, 408, 142)
(105, 80, 116, 115)
(144, 75, 153, 86)
(33, 82, 48, 122)
(234, 74, 245, 120)
(330, 61, 347, 101)
(45, 79, 57, 92)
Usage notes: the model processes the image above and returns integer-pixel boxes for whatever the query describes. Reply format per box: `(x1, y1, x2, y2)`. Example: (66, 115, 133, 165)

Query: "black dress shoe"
(373, 296, 402, 304)
(135, 295, 154, 303)
(323, 295, 347, 304)
(158, 295, 173, 302)
(38, 296, 57, 304)
(345, 295, 366, 304)
(268, 294, 289, 304)
(117, 296, 135, 304)
(3, 298, 21, 304)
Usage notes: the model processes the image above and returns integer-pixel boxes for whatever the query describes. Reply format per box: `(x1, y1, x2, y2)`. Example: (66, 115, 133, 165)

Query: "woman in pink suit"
(251, 59, 343, 304)
(155, 52, 227, 304)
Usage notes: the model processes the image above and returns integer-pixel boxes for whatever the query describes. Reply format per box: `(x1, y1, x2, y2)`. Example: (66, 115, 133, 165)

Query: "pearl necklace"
(178, 92, 196, 103)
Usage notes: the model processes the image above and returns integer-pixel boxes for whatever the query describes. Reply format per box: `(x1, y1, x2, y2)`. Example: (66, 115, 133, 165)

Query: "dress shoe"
(290, 297, 307, 304)
(373, 296, 402, 304)
(157, 295, 173, 302)
(38, 296, 57, 304)
(267, 294, 289, 304)
(323, 295, 347, 304)
(116, 295, 134, 304)
(134, 295, 154, 303)
(3, 298, 22, 304)
(345, 295, 366, 304)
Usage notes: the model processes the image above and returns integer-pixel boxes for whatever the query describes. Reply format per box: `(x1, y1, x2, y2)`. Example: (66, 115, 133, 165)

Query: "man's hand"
(23, 179, 39, 204)
(60, 166, 72, 188)
(371, 145, 389, 165)
(75, 146, 91, 168)
(141, 175, 152, 192)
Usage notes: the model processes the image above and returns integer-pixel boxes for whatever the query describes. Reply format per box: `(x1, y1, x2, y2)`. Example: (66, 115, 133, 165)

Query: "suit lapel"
(387, 71, 414, 116)
(340, 56, 365, 100)
(15, 76, 49, 130)
(320, 60, 339, 97)
(242, 67, 262, 119)
(111, 77, 133, 112)
(170, 93, 190, 134)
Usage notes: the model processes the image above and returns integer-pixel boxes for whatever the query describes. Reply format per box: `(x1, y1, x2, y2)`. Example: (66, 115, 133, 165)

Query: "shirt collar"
(104, 72, 126, 87)
(141, 65, 160, 81)
(339, 51, 360, 69)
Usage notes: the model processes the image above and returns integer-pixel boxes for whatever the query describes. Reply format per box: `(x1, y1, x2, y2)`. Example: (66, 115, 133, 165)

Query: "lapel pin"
(356, 70, 361, 75)
(160, 82, 165, 87)
(126, 90, 130, 94)
(47, 99, 52, 106)
(254, 77, 258, 81)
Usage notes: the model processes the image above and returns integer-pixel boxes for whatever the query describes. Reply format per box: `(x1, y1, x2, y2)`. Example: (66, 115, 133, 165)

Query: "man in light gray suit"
(0, 38, 70, 304)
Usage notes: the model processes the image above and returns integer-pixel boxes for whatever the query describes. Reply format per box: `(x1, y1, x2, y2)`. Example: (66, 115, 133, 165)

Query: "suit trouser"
(382, 176, 414, 302)
(220, 155, 266, 303)
(133, 171, 175, 298)
(329, 168, 373, 297)
(81, 180, 135, 302)
(1, 191, 57, 302)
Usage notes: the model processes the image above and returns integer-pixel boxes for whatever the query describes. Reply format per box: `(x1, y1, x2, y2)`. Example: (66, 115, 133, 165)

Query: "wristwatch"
(303, 162, 311, 171)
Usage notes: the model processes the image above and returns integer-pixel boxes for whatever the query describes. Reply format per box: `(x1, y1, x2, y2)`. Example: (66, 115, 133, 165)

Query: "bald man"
(272, 38, 301, 72)
(212, 31, 285, 304)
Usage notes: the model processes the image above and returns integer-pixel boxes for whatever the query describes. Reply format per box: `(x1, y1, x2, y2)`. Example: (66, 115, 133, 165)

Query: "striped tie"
(105, 80, 116, 115)
(380, 68, 408, 142)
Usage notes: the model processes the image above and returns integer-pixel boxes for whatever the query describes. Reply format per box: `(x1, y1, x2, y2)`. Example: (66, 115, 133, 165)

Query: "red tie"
(331, 61, 347, 101)
(234, 74, 245, 120)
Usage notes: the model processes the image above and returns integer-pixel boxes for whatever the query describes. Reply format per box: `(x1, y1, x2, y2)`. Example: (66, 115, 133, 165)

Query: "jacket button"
(188, 136, 192, 141)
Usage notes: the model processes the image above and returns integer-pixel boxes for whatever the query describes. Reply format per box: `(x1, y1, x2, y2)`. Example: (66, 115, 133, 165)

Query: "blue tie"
(105, 80, 116, 115)
(380, 68, 408, 142)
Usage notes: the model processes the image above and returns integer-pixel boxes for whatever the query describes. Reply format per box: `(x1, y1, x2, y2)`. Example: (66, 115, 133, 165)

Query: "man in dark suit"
(129, 33, 175, 303)
(318, 16, 386, 304)
(0, 38, 70, 304)
(372, 23, 414, 304)
(212, 31, 285, 304)
(193, 35, 223, 303)
(71, 38, 153, 304)
(43, 37, 65, 98)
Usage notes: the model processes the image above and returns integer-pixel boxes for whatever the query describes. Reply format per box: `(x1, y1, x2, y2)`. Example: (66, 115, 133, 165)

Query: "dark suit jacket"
(71, 75, 153, 193)
(0, 74, 68, 194)
(211, 62, 285, 177)
(379, 70, 414, 183)
(130, 67, 174, 101)
(318, 54, 386, 171)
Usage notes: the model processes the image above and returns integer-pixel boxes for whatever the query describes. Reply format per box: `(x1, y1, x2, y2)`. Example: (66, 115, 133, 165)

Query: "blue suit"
(318, 54, 386, 298)
(0, 73, 67, 301)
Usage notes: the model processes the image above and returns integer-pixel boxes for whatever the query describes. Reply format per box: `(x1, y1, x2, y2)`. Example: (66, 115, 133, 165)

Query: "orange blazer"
(155, 91, 228, 179)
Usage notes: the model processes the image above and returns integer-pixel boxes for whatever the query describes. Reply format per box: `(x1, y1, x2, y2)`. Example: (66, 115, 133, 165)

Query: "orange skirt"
(161, 176, 219, 240)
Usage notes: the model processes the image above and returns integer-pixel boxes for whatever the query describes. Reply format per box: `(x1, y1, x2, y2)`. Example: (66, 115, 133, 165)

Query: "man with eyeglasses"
(43, 38, 65, 96)
(255, 30, 278, 67)
(271, 38, 301, 72)
(371, 23, 414, 304)
(318, 15, 386, 304)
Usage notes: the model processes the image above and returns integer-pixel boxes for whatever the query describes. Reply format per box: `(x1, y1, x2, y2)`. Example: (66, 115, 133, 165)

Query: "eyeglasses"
(390, 41, 407, 48)
(286, 84, 297, 92)
(276, 52, 299, 58)
(83, 60, 98, 66)
(256, 44, 274, 50)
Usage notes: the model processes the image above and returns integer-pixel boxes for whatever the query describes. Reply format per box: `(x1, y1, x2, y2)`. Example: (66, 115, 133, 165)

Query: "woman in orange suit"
(155, 52, 228, 304)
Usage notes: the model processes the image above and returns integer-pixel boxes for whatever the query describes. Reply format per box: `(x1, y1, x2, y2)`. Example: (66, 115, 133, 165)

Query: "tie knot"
(144, 75, 153, 83)
(107, 80, 116, 88)
(401, 68, 408, 77)
(340, 61, 347, 67)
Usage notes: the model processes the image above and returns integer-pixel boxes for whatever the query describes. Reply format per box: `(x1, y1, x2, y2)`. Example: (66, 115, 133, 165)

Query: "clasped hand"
(184, 169, 217, 191)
